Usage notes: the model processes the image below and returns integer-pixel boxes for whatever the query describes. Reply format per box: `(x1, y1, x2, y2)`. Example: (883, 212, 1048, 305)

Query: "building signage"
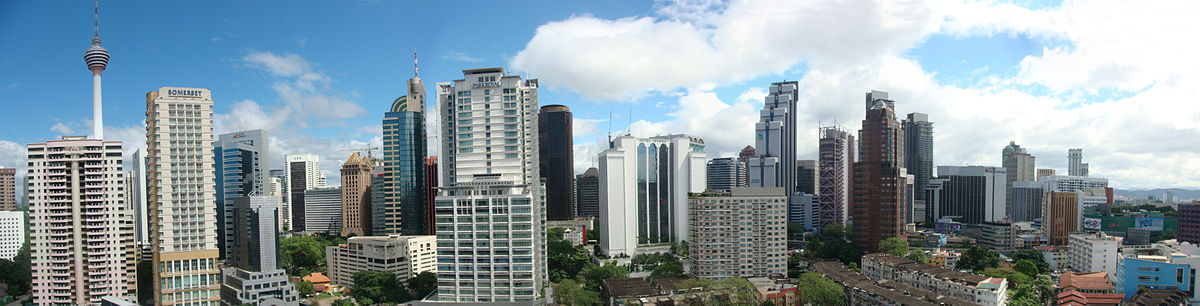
(471, 81, 501, 88)
(1135, 217, 1164, 231)
(1082, 218, 1102, 230)
(167, 89, 204, 97)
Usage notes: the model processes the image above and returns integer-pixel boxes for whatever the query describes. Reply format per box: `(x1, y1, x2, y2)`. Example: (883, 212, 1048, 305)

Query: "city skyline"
(0, 0, 1197, 196)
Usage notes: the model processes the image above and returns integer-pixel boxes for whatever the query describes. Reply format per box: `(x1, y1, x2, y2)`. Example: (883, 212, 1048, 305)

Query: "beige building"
(326, 235, 436, 288)
(146, 87, 221, 305)
(341, 152, 375, 236)
(1044, 191, 1080, 246)
(688, 188, 787, 279)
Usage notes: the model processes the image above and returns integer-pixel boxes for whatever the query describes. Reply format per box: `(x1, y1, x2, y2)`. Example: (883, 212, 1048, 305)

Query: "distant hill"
(1115, 188, 1200, 202)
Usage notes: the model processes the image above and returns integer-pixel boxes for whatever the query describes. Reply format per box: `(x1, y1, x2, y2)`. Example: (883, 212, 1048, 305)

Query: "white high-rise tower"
(84, 1, 109, 139)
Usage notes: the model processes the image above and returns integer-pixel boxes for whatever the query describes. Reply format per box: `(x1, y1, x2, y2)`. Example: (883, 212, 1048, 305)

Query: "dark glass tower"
(539, 105, 575, 220)
(902, 113, 933, 202)
(382, 91, 428, 235)
(852, 90, 906, 252)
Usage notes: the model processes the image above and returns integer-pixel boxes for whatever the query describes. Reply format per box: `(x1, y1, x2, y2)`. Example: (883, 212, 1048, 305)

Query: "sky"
(1, 0, 1198, 192)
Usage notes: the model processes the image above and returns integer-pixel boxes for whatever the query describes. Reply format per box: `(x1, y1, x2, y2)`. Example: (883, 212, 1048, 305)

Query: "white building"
(0, 211, 22, 260)
(127, 148, 150, 252)
(146, 87, 221, 305)
(28, 137, 133, 304)
(748, 81, 797, 194)
(688, 188, 787, 279)
(1041, 175, 1108, 194)
(598, 134, 707, 257)
(303, 187, 342, 233)
(326, 235, 437, 288)
(1067, 232, 1122, 274)
(789, 193, 819, 231)
(269, 176, 286, 231)
(434, 67, 547, 303)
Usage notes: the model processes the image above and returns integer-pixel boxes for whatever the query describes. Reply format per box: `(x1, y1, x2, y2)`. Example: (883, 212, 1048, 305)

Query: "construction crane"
(337, 144, 381, 159)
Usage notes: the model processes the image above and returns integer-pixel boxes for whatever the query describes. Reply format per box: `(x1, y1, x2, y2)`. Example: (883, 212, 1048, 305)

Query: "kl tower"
(84, 1, 109, 139)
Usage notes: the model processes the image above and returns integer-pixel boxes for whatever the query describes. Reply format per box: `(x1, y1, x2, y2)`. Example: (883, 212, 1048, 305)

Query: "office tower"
(220, 196, 298, 305)
(924, 166, 1007, 225)
(1002, 141, 1035, 221)
(902, 113, 933, 202)
(865, 90, 895, 111)
(326, 235, 437, 287)
(304, 187, 342, 234)
(1011, 181, 1044, 222)
(706, 157, 746, 191)
(382, 72, 429, 236)
(213, 129, 268, 260)
(748, 82, 797, 195)
(818, 126, 853, 230)
(852, 90, 906, 252)
(1044, 192, 1080, 245)
(1036, 168, 1056, 181)
(0, 211, 22, 260)
(539, 105, 575, 221)
(738, 145, 755, 187)
(341, 152, 375, 236)
(286, 154, 325, 232)
(688, 188, 787, 279)
(370, 168, 386, 236)
(1068, 148, 1084, 176)
(269, 176, 286, 231)
(1080, 163, 1089, 177)
(127, 148, 150, 254)
(795, 160, 817, 195)
(269, 169, 289, 230)
(1164, 190, 1175, 204)
(789, 193, 820, 231)
(424, 156, 437, 235)
(0, 167, 14, 210)
(1179, 202, 1200, 245)
(28, 137, 132, 304)
(434, 67, 546, 302)
(575, 167, 600, 218)
(146, 87, 220, 305)
(598, 135, 707, 257)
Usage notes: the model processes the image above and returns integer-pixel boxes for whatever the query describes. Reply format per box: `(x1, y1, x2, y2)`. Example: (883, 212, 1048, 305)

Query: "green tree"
(822, 224, 845, 239)
(788, 222, 804, 240)
(878, 237, 909, 256)
(553, 279, 602, 306)
(137, 260, 155, 304)
(1010, 249, 1051, 274)
(0, 243, 31, 296)
(956, 245, 1001, 271)
(351, 271, 413, 304)
(649, 260, 683, 280)
(787, 252, 804, 278)
(581, 261, 630, 291)
(331, 299, 355, 306)
(406, 272, 438, 299)
(279, 235, 330, 276)
(796, 272, 848, 306)
(548, 234, 591, 282)
(1011, 274, 1055, 304)
(1013, 259, 1039, 276)
(297, 281, 316, 297)
(815, 237, 859, 265)
(905, 250, 928, 264)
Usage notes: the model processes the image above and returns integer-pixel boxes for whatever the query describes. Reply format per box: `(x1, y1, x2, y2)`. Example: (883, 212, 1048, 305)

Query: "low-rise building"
(928, 250, 960, 268)
(1067, 232, 1121, 273)
(325, 235, 436, 288)
(1055, 290, 1124, 306)
(862, 253, 1008, 305)
(812, 261, 970, 305)
(0, 211, 25, 260)
(1114, 243, 1200, 303)
(687, 188, 787, 279)
(1037, 245, 1069, 272)
(302, 273, 331, 293)
(1059, 272, 1117, 293)
(747, 277, 800, 306)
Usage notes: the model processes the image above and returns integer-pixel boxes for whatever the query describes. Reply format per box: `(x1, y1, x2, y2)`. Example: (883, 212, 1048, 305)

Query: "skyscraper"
(1036, 168, 1056, 181)
(434, 67, 547, 302)
(0, 167, 15, 211)
(341, 152, 375, 236)
(85, 2, 109, 140)
(539, 104, 575, 221)
(1002, 141, 1035, 221)
(1068, 148, 1085, 177)
(688, 188, 787, 279)
(214, 129, 268, 260)
(902, 113, 933, 202)
(598, 135, 707, 256)
(818, 126, 854, 230)
(1011, 181, 1044, 222)
(146, 87, 220, 305)
(304, 187, 343, 234)
(795, 160, 818, 195)
(382, 69, 429, 235)
(575, 167, 599, 219)
(286, 154, 325, 232)
(29, 137, 133, 304)
(128, 148, 150, 254)
(424, 156, 437, 235)
(852, 90, 906, 252)
(270, 169, 289, 230)
(749, 81, 797, 195)
(738, 145, 755, 187)
(1044, 192, 1080, 245)
(706, 157, 746, 191)
(924, 166, 1007, 225)
(219, 196, 298, 305)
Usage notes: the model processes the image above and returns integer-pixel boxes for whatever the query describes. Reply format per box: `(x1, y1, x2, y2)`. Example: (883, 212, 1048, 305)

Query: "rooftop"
(303, 272, 330, 284)
(602, 277, 659, 298)
(1056, 290, 1125, 305)
(1059, 272, 1114, 291)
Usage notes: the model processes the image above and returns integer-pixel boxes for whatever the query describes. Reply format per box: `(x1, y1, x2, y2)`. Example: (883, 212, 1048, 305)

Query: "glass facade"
(382, 110, 428, 235)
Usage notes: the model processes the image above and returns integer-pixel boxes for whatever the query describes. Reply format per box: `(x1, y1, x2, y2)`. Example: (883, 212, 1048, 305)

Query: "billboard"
(1135, 217, 1164, 231)
(1083, 218, 1102, 230)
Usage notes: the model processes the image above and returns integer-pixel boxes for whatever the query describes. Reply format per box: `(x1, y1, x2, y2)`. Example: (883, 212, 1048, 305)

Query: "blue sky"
(1, 0, 1198, 191)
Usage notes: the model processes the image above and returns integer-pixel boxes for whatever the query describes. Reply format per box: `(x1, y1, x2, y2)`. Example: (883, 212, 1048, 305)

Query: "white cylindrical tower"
(84, 2, 109, 139)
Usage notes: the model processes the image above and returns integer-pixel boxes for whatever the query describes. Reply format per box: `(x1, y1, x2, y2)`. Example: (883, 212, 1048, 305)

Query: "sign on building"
(1082, 218, 1102, 230)
(1135, 217, 1164, 231)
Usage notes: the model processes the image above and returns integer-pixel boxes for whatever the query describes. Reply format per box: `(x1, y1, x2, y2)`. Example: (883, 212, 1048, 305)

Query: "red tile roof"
(1057, 290, 1124, 305)
(1059, 272, 1114, 291)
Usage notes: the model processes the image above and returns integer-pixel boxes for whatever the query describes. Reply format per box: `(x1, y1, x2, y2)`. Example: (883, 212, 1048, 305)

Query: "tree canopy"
(878, 238, 909, 257)
(956, 245, 1001, 271)
(0, 243, 30, 297)
(407, 272, 438, 299)
(1013, 259, 1039, 276)
(796, 272, 848, 306)
(279, 234, 345, 276)
(351, 270, 413, 305)
(1010, 249, 1051, 274)
(553, 279, 602, 306)
(581, 261, 630, 292)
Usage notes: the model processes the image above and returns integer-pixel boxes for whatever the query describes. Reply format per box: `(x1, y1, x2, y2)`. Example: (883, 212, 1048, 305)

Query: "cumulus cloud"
(441, 51, 484, 63)
(511, 0, 1200, 189)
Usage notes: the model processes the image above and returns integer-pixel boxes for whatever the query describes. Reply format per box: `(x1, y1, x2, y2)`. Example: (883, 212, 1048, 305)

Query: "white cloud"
(242, 51, 365, 126)
(441, 51, 483, 63)
(50, 122, 74, 135)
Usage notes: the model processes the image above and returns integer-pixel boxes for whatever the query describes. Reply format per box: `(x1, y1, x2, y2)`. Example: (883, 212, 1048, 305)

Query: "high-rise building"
(269, 176, 286, 232)
(219, 196, 298, 305)
(1179, 202, 1200, 245)
(818, 126, 854, 231)
(795, 160, 817, 195)
(304, 187, 342, 234)
(286, 154, 325, 232)
(539, 105, 575, 221)
(0, 211, 23, 260)
(749, 81, 797, 196)
(1041, 175, 1109, 194)
(706, 157, 746, 191)
(924, 166, 1007, 225)
(146, 87, 220, 305)
(1011, 181, 1045, 222)
(213, 129, 268, 260)
(127, 148, 150, 254)
(1068, 148, 1085, 177)
(576, 167, 600, 219)
(688, 188, 787, 279)
(1045, 191, 1080, 245)
(0, 167, 14, 211)
(28, 137, 132, 304)
(902, 113, 933, 202)
(1067, 232, 1121, 274)
(1002, 141, 1035, 221)
(434, 67, 547, 302)
(852, 90, 906, 252)
(269, 169, 289, 230)
(1036, 168, 1056, 181)
(326, 235, 437, 288)
(790, 193, 820, 231)
(598, 135, 707, 257)
(424, 156, 437, 235)
(341, 152, 375, 236)
(382, 71, 429, 236)
(737, 145, 755, 187)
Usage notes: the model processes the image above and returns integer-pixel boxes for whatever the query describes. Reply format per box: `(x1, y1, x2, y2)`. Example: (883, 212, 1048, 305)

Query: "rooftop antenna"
(413, 51, 418, 78)
(607, 111, 613, 146)
(625, 108, 632, 136)
(94, 0, 100, 37)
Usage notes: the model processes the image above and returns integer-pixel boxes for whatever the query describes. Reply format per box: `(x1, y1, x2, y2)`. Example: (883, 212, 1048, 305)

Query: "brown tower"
(341, 152, 375, 236)
(851, 91, 906, 252)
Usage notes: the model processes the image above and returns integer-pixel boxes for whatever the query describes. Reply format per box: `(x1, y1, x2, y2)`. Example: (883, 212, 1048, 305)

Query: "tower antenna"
(413, 51, 418, 78)
(626, 108, 632, 136)
(607, 111, 613, 147)
(94, 0, 100, 37)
